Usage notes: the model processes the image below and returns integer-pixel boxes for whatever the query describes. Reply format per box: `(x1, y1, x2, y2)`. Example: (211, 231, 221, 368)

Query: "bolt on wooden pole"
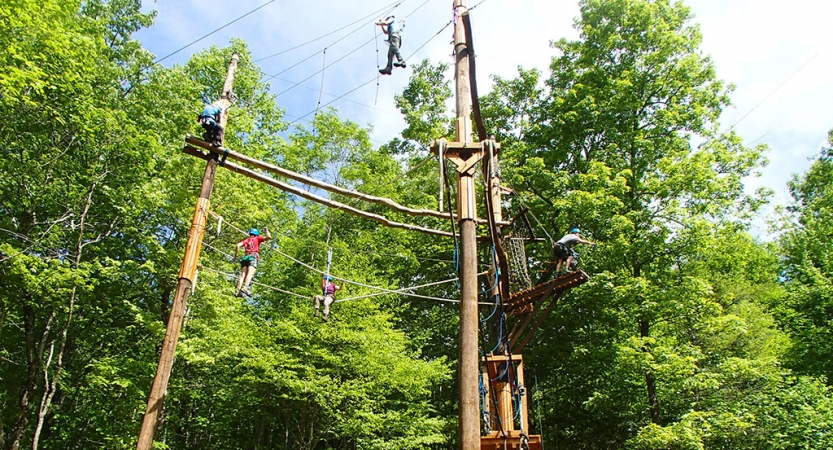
(453, 1, 480, 448)
(135, 52, 239, 450)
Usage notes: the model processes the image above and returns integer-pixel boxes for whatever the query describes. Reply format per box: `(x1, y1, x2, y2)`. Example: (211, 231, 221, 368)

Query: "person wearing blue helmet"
(234, 226, 271, 297)
(197, 99, 225, 147)
(313, 274, 340, 322)
(554, 228, 596, 274)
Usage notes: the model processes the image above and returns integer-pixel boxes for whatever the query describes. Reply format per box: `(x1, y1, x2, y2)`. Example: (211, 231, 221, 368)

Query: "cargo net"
(504, 236, 532, 294)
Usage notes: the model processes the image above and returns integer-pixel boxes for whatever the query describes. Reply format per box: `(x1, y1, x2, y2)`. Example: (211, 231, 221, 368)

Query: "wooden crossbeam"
(183, 145, 456, 239)
(186, 136, 506, 227)
(481, 431, 542, 450)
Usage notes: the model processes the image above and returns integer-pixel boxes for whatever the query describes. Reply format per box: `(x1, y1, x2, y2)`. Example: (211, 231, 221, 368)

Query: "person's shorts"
(240, 254, 258, 268)
(553, 243, 570, 260)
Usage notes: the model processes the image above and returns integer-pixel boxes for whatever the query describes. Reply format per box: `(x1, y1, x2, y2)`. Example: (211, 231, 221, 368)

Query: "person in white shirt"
(553, 228, 596, 274)
(376, 16, 406, 75)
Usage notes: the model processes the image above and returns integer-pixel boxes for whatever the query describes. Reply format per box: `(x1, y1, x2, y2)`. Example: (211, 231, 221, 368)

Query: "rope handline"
(209, 211, 491, 304)
(314, 48, 327, 120)
(274, 246, 492, 304)
(208, 211, 464, 268)
(374, 24, 381, 106)
(731, 51, 819, 130)
(263, 51, 323, 84)
(198, 264, 310, 300)
(273, 34, 378, 97)
(404, 19, 452, 63)
(202, 239, 237, 261)
(336, 276, 464, 302)
(255, 0, 403, 63)
(201, 239, 466, 303)
(519, 197, 554, 246)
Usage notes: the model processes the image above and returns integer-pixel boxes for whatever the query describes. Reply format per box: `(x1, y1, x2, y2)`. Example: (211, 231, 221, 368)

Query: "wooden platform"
(481, 431, 542, 450)
(504, 270, 589, 315)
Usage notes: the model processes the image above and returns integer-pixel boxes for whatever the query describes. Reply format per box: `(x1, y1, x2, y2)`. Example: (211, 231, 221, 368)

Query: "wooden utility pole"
(136, 52, 239, 450)
(452, 1, 480, 448)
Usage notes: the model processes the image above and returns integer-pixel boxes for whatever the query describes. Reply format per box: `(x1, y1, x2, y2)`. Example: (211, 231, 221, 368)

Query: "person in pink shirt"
(313, 275, 341, 322)
(234, 227, 271, 297)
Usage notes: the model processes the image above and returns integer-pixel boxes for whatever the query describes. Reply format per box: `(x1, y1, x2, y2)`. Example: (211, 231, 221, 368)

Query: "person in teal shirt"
(197, 102, 224, 146)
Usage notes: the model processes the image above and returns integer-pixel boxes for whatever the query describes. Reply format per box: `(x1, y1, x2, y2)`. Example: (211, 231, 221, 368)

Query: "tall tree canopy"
(2, 0, 833, 449)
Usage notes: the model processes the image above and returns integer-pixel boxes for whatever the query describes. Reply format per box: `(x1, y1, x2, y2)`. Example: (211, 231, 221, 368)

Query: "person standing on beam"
(376, 15, 406, 75)
(234, 227, 271, 297)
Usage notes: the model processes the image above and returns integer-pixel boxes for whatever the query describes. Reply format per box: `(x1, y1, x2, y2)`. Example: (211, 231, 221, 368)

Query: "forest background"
(2, 0, 833, 449)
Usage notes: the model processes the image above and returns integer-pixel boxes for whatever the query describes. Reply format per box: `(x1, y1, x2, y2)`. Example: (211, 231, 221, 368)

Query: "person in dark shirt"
(553, 228, 596, 274)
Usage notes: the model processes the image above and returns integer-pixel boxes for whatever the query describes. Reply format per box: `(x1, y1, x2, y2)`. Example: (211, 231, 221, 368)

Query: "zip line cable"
(153, 0, 280, 65)
(730, 52, 820, 130)
(261, 1, 406, 85)
(288, 17, 453, 124)
(748, 92, 833, 146)
(253, 0, 403, 63)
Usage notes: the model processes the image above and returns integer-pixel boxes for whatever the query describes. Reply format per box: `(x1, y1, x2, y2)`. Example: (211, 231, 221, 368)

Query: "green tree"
(777, 131, 833, 380)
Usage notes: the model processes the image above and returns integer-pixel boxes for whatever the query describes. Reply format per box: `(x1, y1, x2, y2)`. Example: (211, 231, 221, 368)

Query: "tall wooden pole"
(136, 52, 239, 450)
(453, 1, 479, 448)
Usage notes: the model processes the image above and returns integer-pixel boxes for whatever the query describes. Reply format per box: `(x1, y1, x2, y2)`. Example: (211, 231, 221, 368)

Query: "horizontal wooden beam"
(185, 136, 501, 224)
(183, 145, 457, 239)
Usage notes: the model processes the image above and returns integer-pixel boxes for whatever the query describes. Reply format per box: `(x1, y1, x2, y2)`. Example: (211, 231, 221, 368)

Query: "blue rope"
(487, 314, 505, 354)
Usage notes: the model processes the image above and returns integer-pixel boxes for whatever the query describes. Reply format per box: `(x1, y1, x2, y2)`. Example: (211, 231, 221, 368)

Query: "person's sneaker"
(322, 314, 328, 323)
(379, 68, 392, 75)
(393, 62, 406, 68)
(235, 289, 243, 298)
(313, 309, 320, 318)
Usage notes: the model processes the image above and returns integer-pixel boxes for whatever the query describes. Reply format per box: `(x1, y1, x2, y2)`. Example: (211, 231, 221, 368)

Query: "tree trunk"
(8, 306, 52, 450)
(31, 286, 75, 450)
(640, 319, 660, 424)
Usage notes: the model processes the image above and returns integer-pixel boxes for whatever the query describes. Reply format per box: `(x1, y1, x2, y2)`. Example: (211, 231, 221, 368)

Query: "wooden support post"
(136, 52, 239, 450)
(452, 1, 480, 449)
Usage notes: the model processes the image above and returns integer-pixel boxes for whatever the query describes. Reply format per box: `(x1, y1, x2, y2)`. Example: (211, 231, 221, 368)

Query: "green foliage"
(776, 131, 833, 380)
(3, 0, 833, 449)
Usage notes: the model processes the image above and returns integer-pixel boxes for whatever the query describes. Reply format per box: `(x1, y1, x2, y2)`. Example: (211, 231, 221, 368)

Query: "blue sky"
(137, 0, 833, 235)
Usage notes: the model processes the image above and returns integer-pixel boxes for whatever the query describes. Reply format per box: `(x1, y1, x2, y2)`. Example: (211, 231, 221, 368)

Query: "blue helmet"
(249, 228, 260, 236)
(324, 275, 333, 281)
(571, 228, 581, 234)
